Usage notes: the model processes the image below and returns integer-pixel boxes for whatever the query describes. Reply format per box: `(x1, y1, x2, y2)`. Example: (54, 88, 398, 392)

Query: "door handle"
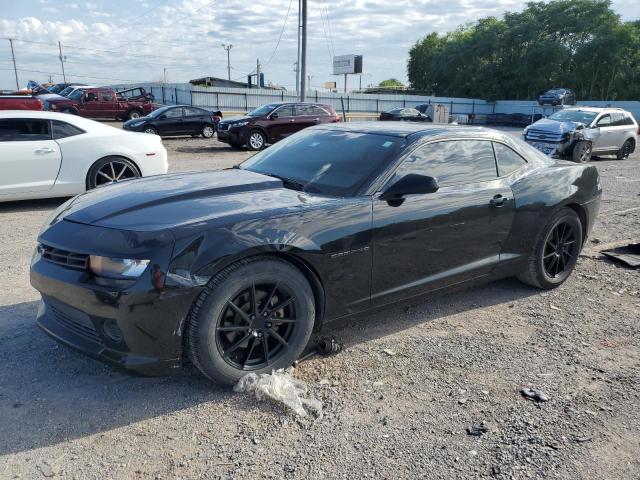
(35, 148, 55, 154)
(289, 119, 295, 123)
(490, 194, 507, 207)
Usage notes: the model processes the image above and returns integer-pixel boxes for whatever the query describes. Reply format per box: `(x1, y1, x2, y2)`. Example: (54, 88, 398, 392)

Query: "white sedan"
(0, 111, 168, 202)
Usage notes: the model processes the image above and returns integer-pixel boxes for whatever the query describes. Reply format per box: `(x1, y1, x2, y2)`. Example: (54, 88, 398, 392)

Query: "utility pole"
(299, 0, 307, 101)
(307, 75, 312, 94)
(222, 44, 232, 81)
(256, 58, 261, 89)
(296, 0, 301, 93)
(58, 41, 67, 83)
(163, 67, 167, 83)
(8, 38, 19, 89)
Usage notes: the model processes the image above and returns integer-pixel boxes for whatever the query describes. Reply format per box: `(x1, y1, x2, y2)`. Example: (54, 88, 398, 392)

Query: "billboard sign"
(333, 55, 363, 75)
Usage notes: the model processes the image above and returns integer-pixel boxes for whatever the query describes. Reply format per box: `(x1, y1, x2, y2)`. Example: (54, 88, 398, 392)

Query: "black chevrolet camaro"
(30, 123, 601, 385)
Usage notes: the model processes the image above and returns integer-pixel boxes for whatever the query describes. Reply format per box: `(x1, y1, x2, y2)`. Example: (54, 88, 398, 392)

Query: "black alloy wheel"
(202, 124, 215, 138)
(144, 126, 158, 135)
(542, 221, 578, 279)
(216, 282, 298, 370)
(617, 139, 633, 160)
(518, 207, 582, 289)
(186, 257, 315, 385)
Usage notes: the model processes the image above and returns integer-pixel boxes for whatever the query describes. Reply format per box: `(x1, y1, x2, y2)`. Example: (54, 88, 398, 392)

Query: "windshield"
(59, 86, 74, 96)
(241, 128, 403, 196)
(67, 89, 85, 100)
(547, 89, 565, 94)
(247, 104, 278, 117)
(548, 110, 597, 124)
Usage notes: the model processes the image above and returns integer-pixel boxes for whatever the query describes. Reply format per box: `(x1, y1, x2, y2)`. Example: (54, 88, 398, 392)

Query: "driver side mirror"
(159, 114, 167, 120)
(380, 174, 439, 201)
(270, 113, 279, 119)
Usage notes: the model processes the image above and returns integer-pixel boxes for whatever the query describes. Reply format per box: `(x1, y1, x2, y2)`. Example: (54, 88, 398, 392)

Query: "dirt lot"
(0, 131, 639, 479)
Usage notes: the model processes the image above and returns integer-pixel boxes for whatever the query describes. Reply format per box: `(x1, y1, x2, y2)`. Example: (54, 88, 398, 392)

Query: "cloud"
(0, 0, 636, 89)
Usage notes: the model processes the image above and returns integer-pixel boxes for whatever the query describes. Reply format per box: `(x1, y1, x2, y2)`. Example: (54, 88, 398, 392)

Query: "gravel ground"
(0, 129, 639, 479)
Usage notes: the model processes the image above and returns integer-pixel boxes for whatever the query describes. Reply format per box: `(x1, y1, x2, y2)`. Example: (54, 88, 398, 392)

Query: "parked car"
(0, 94, 42, 111)
(46, 87, 154, 120)
(30, 122, 601, 385)
(123, 105, 218, 138)
(47, 83, 86, 94)
(486, 113, 543, 127)
(523, 107, 638, 162)
(379, 107, 430, 122)
(538, 88, 576, 106)
(0, 111, 167, 202)
(217, 102, 340, 150)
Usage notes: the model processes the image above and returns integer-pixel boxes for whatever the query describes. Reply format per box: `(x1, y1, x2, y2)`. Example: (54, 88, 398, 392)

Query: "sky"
(0, 0, 637, 91)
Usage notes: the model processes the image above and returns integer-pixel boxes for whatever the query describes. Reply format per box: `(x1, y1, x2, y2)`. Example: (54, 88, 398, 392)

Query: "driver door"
(156, 107, 184, 135)
(0, 118, 62, 195)
(264, 105, 297, 141)
(371, 139, 514, 307)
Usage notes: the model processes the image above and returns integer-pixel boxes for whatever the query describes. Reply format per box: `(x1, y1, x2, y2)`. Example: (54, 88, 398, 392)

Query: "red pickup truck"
(46, 87, 154, 120)
(0, 94, 42, 111)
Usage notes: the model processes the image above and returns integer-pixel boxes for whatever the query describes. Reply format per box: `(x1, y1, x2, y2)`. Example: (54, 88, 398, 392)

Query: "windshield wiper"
(261, 172, 306, 192)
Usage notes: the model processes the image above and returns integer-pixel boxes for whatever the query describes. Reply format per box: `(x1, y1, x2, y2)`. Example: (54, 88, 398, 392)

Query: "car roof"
(561, 106, 631, 114)
(316, 121, 508, 140)
(0, 110, 121, 132)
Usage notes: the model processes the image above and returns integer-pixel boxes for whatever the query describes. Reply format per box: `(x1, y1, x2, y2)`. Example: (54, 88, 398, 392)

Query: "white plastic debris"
(234, 368, 322, 418)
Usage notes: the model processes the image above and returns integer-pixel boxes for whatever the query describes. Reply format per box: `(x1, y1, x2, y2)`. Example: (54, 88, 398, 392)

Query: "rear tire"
(202, 124, 215, 138)
(572, 141, 592, 163)
(128, 109, 143, 120)
(616, 139, 634, 160)
(86, 156, 141, 190)
(517, 208, 583, 289)
(186, 257, 315, 385)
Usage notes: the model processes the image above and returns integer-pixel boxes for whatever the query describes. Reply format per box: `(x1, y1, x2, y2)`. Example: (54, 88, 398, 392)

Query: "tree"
(407, 0, 640, 100)
(378, 78, 404, 88)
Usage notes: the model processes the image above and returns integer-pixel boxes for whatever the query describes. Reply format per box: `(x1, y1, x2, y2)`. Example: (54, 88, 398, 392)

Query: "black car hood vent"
(62, 169, 286, 231)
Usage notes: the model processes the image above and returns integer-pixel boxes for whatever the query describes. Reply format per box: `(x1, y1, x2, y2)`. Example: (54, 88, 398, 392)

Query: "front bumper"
(30, 220, 201, 376)
(217, 127, 245, 145)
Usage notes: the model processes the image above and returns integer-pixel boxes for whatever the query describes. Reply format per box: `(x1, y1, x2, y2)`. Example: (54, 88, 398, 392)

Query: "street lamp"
(221, 43, 233, 81)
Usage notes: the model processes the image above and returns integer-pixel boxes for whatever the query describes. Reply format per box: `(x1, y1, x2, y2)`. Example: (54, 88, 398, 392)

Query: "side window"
(0, 119, 51, 141)
(596, 114, 612, 127)
(164, 108, 183, 119)
(394, 140, 497, 187)
(51, 120, 85, 140)
(275, 105, 295, 117)
(85, 92, 97, 102)
(611, 113, 627, 126)
(295, 105, 314, 116)
(625, 114, 636, 126)
(310, 105, 329, 116)
(101, 94, 112, 102)
(493, 142, 527, 176)
(185, 107, 204, 116)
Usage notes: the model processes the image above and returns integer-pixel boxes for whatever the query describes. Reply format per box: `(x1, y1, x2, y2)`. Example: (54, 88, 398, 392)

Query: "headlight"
(231, 121, 249, 128)
(89, 256, 150, 279)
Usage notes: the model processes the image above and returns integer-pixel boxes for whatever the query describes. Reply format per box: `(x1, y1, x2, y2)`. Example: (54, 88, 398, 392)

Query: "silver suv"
(523, 107, 638, 162)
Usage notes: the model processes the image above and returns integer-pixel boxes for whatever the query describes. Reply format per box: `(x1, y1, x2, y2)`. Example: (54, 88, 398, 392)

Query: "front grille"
(39, 244, 89, 270)
(525, 129, 565, 143)
(50, 303, 102, 344)
(218, 123, 230, 131)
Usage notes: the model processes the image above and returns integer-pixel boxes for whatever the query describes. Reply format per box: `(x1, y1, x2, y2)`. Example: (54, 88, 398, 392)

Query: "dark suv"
(538, 88, 576, 106)
(217, 102, 340, 150)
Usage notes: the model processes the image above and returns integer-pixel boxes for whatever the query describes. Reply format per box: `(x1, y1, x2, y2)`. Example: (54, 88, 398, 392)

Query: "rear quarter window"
(0, 119, 51, 141)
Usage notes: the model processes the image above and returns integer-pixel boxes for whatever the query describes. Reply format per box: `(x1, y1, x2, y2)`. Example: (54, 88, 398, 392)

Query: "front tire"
(572, 141, 592, 163)
(616, 139, 634, 160)
(186, 257, 315, 385)
(144, 126, 158, 135)
(517, 208, 583, 289)
(86, 156, 141, 189)
(247, 130, 267, 151)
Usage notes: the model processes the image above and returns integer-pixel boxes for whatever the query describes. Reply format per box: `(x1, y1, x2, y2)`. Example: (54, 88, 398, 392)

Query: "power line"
(262, 0, 294, 69)
(0, 67, 145, 83)
(318, 3, 334, 62)
(322, 0, 336, 58)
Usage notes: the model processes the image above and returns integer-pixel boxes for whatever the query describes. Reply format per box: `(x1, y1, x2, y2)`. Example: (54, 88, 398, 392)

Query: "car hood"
(529, 118, 583, 134)
(220, 115, 253, 124)
(123, 116, 150, 126)
(57, 169, 326, 233)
